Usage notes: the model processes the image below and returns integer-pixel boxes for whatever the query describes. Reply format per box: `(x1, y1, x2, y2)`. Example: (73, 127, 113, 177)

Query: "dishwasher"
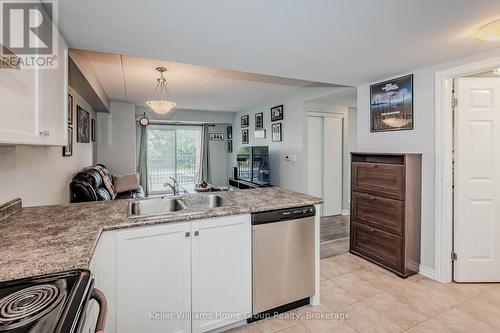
(251, 206, 316, 315)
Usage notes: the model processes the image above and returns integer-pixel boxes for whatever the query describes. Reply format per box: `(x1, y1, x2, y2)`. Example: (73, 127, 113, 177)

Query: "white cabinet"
(115, 222, 192, 333)
(0, 23, 67, 145)
(191, 215, 252, 333)
(92, 215, 251, 333)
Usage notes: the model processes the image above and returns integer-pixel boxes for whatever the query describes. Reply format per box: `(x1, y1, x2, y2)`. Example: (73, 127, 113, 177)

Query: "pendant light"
(146, 67, 176, 114)
(473, 19, 500, 41)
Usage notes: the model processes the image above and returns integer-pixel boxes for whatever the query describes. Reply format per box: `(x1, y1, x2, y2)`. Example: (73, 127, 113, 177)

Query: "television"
(236, 146, 269, 186)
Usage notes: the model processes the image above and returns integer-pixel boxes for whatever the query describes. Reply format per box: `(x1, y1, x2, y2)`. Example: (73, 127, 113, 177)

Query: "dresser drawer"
(351, 192, 404, 235)
(350, 221, 402, 272)
(352, 162, 405, 199)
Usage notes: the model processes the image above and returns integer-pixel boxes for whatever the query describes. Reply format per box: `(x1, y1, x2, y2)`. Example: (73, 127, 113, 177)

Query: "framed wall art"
(254, 129, 266, 139)
(370, 74, 413, 132)
(67, 94, 73, 125)
(62, 127, 73, 157)
(242, 129, 249, 144)
(227, 126, 232, 140)
(255, 112, 263, 129)
(272, 123, 282, 142)
(91, 119, 96, 142)
(227, 140, 233, 153)
(271, 105, 284, 122)
(241, 115, 249, 128)
(77, 105, 90, 143)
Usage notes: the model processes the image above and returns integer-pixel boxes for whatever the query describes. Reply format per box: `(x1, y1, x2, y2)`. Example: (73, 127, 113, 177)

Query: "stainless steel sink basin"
(179, 195, 232, 209)
(129, 198, 184, 217)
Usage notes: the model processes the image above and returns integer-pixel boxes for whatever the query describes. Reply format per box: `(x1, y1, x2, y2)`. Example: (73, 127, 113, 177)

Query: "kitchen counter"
(0, 187, 322, 282)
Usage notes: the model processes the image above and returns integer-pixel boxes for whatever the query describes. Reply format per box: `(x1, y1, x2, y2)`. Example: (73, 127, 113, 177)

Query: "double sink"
(129, 194, 232, 218)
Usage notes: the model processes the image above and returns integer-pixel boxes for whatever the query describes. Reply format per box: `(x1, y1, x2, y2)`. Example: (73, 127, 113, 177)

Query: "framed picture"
(271, 105, 284, 122)
(227, 140, 233, 153)
(370, 74, 413, 132)
(242, 129, 249, 144)
(255, 112, 263, 129)
(272, 123, 282, 142)
(77, 105, 90, 143)
(63, 127, 73, 157)
(67, 94, 73, 125)
(91, 119, 96, 142)
(241, 115, 249, 128)
(227, 126, 232, 140)
(254, 129, 266, 139)
(209, 133, 224, 141)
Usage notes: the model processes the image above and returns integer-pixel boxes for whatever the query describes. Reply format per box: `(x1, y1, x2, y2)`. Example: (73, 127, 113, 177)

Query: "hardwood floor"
(320, 215, 350, 258)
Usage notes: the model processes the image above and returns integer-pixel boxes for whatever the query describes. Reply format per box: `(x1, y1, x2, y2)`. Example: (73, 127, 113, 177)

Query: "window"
(147, 125, 202, 194)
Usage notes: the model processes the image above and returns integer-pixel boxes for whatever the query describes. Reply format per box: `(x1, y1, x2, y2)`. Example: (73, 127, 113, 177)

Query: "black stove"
(0, 270, 105, 333)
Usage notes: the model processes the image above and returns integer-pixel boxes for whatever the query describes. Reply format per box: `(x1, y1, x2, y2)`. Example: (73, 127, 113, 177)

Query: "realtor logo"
(1, 0, 58, 68)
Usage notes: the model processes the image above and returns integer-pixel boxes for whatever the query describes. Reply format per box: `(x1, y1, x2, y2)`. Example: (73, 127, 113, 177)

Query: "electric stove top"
(0, 270, 93, 333)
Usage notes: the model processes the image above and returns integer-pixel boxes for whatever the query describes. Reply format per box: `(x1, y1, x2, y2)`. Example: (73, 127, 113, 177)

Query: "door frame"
(306, 111, 344, 216)
(435, 55, 500, 282)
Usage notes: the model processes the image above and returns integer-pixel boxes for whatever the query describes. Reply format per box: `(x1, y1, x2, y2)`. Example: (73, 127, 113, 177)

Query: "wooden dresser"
(350, 153, 422, 278)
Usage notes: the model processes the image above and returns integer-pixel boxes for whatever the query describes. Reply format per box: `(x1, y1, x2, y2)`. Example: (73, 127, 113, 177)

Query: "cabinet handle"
(185, 232, 190, 238)
(370, 165, 377, 168)
(194, 231, 199, 236)
(369, 196, 376, 201)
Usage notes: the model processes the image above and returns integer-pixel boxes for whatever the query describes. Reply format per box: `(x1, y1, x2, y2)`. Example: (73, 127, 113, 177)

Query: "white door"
(191, 215, 251, 333)
(323, 117, 343, 216)
(454, 78, 500, 282)
(307, 115, 343, 216)
(307, 117, 323, 198)
(115, 223, 192, 333)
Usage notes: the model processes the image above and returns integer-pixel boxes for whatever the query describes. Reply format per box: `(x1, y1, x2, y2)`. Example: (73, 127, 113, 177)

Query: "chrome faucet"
(164, 177, 188, 196)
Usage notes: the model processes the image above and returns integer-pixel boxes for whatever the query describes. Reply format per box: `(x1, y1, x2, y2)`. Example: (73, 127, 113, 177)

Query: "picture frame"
(272, 123, 282, 142)
(227, 140, 233, 153)
(91, 119, 96, 142)
(255, 112, 263, 129)
(227, 126, 232, 140)
(271, 105, 284, 122)
(209, 133, 224, 141)
(62, 127, 73, 157)
(254, 129, 266, 139)
(370, 74, 414, 132)
(67, 94, 73, 125)
(241, 115, 249, 128)
(242, 129, 249, 144)
(77, 105, 90, 143)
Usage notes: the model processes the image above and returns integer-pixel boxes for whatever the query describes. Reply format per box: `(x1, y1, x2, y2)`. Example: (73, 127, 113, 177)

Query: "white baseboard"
(419, 265, 436, 280)
(341, 209, 350, 216)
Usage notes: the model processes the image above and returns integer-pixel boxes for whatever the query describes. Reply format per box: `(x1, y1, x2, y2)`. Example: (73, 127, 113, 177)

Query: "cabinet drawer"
(350, 221, 402, 272)
(352, 162, 405, 199)
(351, 192, 404, 235)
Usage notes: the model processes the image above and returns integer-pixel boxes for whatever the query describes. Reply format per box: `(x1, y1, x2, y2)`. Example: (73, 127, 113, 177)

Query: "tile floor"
(230, 253, 500, 333)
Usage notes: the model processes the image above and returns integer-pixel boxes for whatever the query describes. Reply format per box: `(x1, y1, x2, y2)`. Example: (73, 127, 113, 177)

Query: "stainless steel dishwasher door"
(252, 216, 315, 314)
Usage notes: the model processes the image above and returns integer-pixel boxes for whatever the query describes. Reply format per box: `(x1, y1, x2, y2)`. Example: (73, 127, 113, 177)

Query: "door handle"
(90, 288, 107, 333)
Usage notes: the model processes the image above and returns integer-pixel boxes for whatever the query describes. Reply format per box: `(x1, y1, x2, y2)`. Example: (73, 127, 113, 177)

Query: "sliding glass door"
(147, 125, 202, 194)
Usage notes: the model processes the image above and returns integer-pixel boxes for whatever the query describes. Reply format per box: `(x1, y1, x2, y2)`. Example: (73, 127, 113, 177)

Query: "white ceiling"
(58, 0, 500, 87)
(311, 88, 357, 108)
(73, 49, 340, 112)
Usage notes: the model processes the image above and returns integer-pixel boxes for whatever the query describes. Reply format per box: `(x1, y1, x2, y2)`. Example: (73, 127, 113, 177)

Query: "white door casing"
(307, 117, 323, 199)
(454, 78, 500, 282)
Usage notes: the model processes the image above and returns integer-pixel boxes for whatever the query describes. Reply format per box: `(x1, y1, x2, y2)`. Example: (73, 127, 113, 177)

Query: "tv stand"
(228, 178, 269, 189)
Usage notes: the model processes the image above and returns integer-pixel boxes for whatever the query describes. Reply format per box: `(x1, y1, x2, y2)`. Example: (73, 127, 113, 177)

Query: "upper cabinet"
(0, 11, 68, 146)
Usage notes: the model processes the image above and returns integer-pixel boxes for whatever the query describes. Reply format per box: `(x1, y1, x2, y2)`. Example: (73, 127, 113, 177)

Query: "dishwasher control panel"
(251, 206, 315, 225)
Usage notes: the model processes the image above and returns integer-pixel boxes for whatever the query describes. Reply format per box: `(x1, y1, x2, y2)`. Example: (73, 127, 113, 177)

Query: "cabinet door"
(191, 215, 252, 333)
(116, 223, 192, 333)
(39, 31, 68, 145)
(0, 65, 43, 144)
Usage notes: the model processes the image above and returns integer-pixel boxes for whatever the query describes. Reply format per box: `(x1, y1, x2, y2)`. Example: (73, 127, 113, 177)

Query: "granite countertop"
(0, 187, 322, 283)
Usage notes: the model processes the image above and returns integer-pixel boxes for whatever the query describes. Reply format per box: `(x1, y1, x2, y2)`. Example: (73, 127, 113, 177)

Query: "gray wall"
(356, 45, 500, 271)
(229, 87, 341, 193)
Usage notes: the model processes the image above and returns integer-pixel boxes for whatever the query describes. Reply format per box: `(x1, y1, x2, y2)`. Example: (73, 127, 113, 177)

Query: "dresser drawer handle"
(369, 196, 376, 200)
(368, 228, 376, 233)
(369, 165, 378, 168)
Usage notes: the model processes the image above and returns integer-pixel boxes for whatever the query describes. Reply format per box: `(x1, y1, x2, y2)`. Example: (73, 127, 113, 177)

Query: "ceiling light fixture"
(146, 67, 176, 114)
(473, 19, 500, 41)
